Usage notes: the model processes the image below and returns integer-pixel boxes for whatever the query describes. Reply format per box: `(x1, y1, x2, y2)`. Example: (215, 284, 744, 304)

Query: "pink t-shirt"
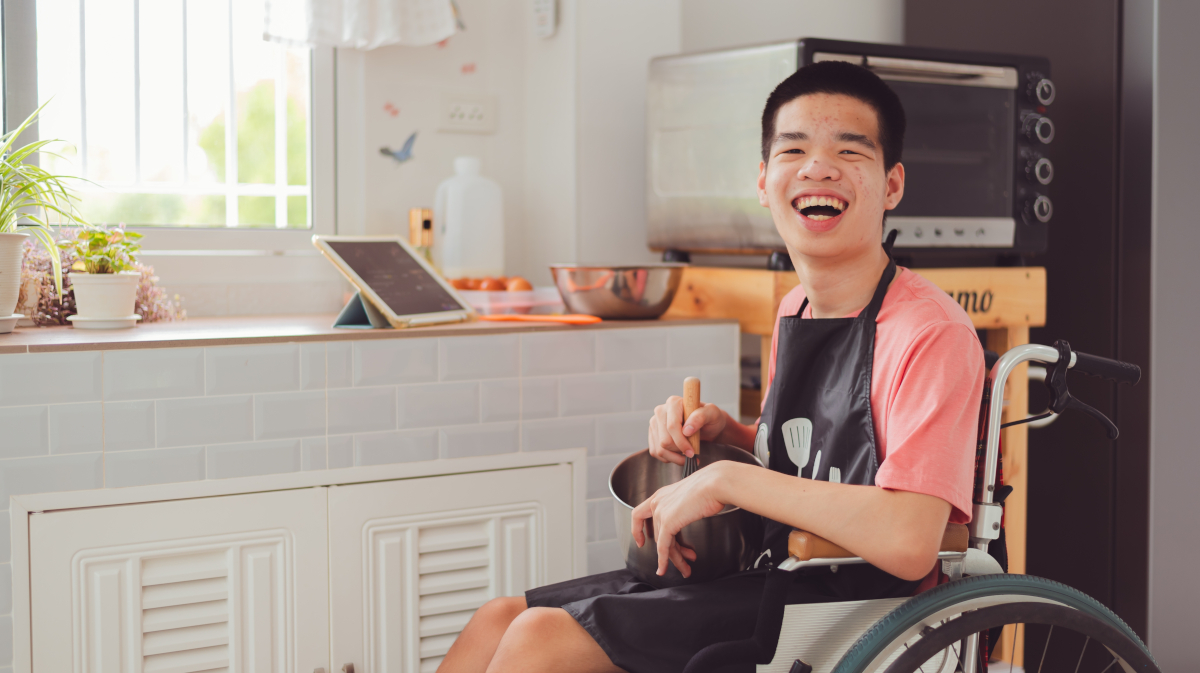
(763, 267, 984, 524)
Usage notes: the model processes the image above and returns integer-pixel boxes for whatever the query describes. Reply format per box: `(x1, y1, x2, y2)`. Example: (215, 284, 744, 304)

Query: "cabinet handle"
(342, 665, 355, 673)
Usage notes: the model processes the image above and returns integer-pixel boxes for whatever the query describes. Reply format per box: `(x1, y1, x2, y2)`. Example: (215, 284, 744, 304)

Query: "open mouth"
(793, 195, 848, 222)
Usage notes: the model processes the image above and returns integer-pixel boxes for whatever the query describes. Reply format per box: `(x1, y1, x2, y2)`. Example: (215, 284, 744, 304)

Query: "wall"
(680, 0, 903, 53)
(1148, 0, 1200, 665)
(0, 322, 740, 668)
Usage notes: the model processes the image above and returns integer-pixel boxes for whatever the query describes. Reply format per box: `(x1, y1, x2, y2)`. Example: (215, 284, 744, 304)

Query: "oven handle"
(814, 52, 1018, 89)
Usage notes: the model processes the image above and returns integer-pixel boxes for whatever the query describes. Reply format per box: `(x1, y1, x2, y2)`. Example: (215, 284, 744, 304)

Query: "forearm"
(713, 462, 950, 580)
(713, 411, 757, 452)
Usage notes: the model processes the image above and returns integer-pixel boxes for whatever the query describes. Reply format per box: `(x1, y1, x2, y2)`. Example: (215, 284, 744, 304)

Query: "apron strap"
(795, 230, 900, 320)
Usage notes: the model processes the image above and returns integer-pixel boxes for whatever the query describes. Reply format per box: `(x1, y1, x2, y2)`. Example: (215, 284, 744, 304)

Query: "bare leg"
(438, 597, 527, 673)
(486, 607, 625, 673)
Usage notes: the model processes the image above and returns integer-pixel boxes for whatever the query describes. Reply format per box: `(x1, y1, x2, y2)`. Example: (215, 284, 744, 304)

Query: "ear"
(883, 162, 905, 211)
(758, 161, 769, 207)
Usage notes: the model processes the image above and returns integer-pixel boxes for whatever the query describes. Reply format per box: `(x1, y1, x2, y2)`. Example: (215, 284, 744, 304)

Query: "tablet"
(312, 235, 474, 328)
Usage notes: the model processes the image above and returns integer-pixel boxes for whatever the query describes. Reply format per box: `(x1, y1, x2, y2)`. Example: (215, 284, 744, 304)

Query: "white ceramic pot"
(70, 271, 140, 320)
(0, 231, 30, 317)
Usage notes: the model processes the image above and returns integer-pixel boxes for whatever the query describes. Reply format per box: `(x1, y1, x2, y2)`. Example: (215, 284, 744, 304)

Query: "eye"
(780, 148, 804, 155)
(839, 149, 861, 156)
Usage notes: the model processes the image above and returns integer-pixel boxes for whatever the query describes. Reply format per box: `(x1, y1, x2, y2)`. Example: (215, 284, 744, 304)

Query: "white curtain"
(264, 0, 458, 50)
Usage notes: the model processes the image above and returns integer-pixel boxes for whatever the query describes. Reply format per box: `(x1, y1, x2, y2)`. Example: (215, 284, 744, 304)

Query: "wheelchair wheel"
(831, 574, 1159, 673)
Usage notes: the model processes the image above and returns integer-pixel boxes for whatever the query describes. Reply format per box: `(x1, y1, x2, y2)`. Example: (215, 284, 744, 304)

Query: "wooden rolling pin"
(683, 376, 701, 456)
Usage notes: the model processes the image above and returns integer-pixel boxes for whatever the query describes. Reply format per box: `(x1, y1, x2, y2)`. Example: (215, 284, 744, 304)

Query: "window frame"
(1, 0, 338, 254)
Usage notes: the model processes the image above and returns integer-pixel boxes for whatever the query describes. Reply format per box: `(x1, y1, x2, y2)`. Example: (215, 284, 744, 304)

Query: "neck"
(790, 244, 891, 319)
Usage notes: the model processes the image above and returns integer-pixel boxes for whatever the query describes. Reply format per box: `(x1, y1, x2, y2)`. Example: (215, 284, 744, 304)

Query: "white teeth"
(794, 195, 848, 215)
(808, 214, 832, 221)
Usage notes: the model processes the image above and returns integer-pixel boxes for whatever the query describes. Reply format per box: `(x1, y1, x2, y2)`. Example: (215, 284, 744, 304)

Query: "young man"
(437, 61, 985, 673)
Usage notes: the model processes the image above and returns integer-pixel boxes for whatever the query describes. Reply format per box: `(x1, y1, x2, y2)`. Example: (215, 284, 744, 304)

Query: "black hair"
(760, 60, 906, 171)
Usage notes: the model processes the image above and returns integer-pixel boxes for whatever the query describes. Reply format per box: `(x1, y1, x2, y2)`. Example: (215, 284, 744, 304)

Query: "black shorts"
(525, 565, 920, 673)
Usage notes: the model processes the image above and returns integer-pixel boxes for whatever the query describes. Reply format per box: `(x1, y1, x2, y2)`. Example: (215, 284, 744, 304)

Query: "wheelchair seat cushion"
(526, 565, 921, 673)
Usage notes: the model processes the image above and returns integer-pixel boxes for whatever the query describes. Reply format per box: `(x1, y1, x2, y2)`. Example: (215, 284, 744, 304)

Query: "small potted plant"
(0, 102, 84, 333)
(60, 224, 144, 329)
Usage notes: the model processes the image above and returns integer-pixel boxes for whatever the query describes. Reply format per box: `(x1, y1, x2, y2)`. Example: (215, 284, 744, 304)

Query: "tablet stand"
(333, 291, 392, 329)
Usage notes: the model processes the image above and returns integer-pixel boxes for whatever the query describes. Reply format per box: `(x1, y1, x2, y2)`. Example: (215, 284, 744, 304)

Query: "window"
(31, 0, 313, 230)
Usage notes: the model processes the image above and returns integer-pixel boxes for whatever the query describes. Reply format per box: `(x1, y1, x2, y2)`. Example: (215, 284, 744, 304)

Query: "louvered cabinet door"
(29, 488, 330, 673)
(329, 464, 575, 673)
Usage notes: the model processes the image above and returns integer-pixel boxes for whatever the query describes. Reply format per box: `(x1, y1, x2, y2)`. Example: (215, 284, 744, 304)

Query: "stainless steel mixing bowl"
(549, 264, 685, 319)
(610, 443, 764, 589)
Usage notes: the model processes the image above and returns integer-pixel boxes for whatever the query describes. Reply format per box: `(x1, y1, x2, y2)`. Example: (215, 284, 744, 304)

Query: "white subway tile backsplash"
(354, 339, 438, 386)
(587, 539, 624, 575)
(103, 401, 155, 452)
(327, 342, 353, 388)
(699, 365, 740, 406)
(480, 379, 520, 422)
(255, 391, 326, 440)
(300, 343, 326, 390)
(521, 417, 594, 454)
(328, 435, 354, 468)
(632, 368, 693, 410)
(207, 439, 302, 479)
(0, 406, 48, 459)
(597, 329, 668, 371)
(328, 387, 397, 435)
(206, 344, 300, 395)
(0, 452, 103, 501)
(396, 382, 478, 429)
(0, 351, 102, 406)
(301, 437, 327, 470)
(596, 411, 650, 456)
(521, 332, 595, 376)
(587, 499, 618, 543)
(587, 454, 625, 499)
(48, 403, 103, 454)
(105, 446, 206, 488)
(354, 430, 439, 466)
(668, 324, 738, 367)
(520, 378, 558, 419)
(156, 396, 254, 448)
(442, 422, 519, 459)
(559, 373, 632, 417)
(440, 334, 519, 381)
(103, 348, 202, 401)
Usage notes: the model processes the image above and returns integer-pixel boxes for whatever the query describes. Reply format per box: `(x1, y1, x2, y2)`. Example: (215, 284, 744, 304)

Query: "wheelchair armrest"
(786, 523, 970, 561)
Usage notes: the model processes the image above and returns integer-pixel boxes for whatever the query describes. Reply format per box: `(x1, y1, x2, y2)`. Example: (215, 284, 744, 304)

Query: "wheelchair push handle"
(1071, 350, 1142, 385)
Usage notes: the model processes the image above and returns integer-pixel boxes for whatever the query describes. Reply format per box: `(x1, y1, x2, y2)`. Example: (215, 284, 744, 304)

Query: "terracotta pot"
(0, 232, 30, 317)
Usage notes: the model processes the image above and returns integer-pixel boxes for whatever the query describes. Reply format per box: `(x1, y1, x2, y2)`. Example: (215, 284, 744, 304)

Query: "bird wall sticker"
(380, 131, 417, 164)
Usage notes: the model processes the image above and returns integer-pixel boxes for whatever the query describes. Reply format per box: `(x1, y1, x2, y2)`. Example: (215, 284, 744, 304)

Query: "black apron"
(527, 240, 920, 673)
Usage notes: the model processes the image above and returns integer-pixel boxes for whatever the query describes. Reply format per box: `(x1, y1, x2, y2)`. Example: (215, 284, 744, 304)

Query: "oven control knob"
(1025, 157, 1054, 185)
(1029, 78, 1056, 105)
(1026, 195, 1053, 223)
(1024, 115, 1055, 144)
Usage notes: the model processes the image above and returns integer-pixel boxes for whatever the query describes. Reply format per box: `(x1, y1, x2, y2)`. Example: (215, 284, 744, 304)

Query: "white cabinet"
(329, 465, 574, 673)
(29, 487, 330, 673)
(21, 459, 580, 673)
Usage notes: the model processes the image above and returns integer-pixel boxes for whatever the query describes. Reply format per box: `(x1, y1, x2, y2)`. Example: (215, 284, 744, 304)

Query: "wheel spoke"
(1098, 656, 1118, 673)
(1073, 636, 1089, 673)
(1008, 623, 1019, 671)
(1036, 625, 1053, 673)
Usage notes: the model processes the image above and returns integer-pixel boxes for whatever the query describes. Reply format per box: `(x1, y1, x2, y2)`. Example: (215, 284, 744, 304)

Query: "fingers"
(663, 397, 694, 457)
(649, 400, 687, 465)
(667, 542, 692, 578)
(686, 403, 727, 442)
(630, 498, 653, 548)
(656, 528, 673, 576)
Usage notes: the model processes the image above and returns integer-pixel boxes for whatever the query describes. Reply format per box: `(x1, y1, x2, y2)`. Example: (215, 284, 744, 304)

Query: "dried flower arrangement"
(17, 235, 185, 326)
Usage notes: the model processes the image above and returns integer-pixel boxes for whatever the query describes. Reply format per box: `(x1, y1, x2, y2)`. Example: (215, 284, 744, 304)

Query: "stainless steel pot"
(610, 443, 764, 589)
(549, 264, 685, 319)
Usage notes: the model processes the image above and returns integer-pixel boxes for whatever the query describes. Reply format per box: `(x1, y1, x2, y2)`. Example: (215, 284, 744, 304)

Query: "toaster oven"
(646, 38, 1055, 259)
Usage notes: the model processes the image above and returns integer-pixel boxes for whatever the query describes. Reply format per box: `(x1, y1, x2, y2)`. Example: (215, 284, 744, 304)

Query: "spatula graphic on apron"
(682, 377, 701, 477)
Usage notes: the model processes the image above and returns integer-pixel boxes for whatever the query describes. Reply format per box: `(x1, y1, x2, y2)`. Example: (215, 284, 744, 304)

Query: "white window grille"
(29, 0, 315, 230)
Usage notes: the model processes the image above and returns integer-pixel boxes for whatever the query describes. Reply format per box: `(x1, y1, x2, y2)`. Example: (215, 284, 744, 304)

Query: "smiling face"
(758, 93, 905, 262)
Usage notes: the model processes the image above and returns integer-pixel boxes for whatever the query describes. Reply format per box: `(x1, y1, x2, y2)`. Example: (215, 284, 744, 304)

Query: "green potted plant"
(59, 224, 143, 329)
(0, 102, 85, 333)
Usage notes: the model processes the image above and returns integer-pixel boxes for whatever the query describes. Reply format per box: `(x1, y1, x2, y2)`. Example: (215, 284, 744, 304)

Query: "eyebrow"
(836, 131, 877, 150)
(772, 131, 808, 145)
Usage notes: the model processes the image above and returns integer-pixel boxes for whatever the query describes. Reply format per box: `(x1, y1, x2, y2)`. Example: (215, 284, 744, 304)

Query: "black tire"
(830, 575, 1159, 673)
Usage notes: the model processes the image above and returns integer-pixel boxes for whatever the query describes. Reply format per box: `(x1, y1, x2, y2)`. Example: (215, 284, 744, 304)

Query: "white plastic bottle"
(433, 157, 504, 278)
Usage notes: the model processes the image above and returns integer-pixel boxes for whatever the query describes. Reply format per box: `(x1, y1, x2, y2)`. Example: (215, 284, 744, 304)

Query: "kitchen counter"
(0, 314, 739, 576)
(0, 314, 736, 354)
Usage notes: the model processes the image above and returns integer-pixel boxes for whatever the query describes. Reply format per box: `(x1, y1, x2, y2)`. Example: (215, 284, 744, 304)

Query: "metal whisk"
(682, 377, 701, 477)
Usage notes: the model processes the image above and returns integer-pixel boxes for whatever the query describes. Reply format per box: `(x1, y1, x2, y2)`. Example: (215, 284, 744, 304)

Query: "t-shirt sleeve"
(874, 321, 985, 524)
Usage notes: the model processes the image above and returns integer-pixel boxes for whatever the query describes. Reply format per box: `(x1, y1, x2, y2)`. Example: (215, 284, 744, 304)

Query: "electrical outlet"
(439, 93, 497, 134)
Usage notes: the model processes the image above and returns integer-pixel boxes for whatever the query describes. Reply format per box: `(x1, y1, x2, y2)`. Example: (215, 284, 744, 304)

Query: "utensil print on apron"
(757, 232, 899, 566)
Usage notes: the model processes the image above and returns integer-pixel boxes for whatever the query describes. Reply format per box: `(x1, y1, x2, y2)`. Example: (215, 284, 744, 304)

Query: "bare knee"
(475, 596, 526, 629)
(506, 607, 569, 637)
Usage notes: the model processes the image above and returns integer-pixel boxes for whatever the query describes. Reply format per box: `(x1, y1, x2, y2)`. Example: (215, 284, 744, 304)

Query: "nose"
(796, 155, 840, 182)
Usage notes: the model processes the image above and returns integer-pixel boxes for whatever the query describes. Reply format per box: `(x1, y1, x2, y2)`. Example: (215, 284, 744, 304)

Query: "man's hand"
(648, 396, 729, 465)
(630, 462, 730, 577)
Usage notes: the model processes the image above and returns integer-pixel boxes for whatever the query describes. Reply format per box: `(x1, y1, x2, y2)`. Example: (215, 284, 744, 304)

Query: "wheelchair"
(683, 340, 1158, 673)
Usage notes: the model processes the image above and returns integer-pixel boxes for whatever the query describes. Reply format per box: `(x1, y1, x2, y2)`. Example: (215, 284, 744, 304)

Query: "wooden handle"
(683, 377, 701, 454)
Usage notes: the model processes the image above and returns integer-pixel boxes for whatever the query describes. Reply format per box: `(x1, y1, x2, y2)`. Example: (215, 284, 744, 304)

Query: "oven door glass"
(885, 80, 1014, 218)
